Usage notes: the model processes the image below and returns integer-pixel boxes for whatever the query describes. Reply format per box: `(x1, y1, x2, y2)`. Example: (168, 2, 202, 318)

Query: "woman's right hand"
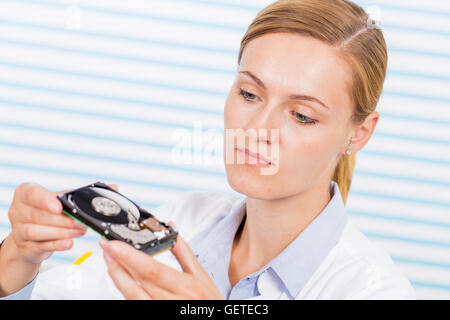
(6, 182, 88, 265)
(0, 182, 119, 297)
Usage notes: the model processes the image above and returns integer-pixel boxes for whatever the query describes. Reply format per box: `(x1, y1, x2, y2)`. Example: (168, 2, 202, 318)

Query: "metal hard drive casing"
(57, 181, 178, 256)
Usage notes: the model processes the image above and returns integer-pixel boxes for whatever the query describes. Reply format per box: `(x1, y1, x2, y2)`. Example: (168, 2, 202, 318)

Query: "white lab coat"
(30, 190, 416, 299)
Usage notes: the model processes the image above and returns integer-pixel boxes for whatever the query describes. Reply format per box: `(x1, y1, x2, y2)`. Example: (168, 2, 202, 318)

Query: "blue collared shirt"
(187, 180, 348, 299)
(1, 180, 347, 300)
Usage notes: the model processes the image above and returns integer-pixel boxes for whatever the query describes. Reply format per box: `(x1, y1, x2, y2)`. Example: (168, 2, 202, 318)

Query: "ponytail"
(332, 153, 356, 205)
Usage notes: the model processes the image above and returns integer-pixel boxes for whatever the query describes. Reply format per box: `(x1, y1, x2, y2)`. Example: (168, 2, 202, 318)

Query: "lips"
(236, 147, 271, 165)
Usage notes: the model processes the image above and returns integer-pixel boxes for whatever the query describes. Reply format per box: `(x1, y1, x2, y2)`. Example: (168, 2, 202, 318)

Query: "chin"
(225, 164, 280, 200)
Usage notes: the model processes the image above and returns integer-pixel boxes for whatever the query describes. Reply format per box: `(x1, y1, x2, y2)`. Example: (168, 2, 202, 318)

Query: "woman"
(0, 0, 415, 299)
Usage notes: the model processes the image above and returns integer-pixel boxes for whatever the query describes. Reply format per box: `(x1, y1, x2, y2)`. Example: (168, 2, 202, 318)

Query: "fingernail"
(71, 229, 85, 237)
(103, 251, 113, 264)
(73, 220, 86, 229)
(62, 239, 72, 249)
(99, 237, 108, 248)
(48, 201, 60, 214)
(109, 242, 121, 255)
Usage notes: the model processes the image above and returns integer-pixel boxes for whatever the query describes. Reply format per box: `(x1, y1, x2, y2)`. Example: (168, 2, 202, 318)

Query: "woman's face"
(224, 32, 355, 200)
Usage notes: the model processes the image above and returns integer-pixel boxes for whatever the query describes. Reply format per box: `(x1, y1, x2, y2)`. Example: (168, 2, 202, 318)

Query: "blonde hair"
(237, 0, 387, 204)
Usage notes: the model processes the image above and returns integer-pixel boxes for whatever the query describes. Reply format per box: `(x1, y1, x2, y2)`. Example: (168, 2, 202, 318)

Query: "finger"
(56, 189, 73, 197)
(21, 207, 86, 230)
(17, 183, 62, 215)
(103, 250, 151, 300)
(100, 239, 187, 293)
(19, 224, 86, 242)
(108, 184, 119, 192)
(169, 224, 205, 277)
(33, 238, 74, 252)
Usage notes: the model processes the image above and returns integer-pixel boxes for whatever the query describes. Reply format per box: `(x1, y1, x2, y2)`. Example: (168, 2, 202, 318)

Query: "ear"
(345, 111, 379, 155)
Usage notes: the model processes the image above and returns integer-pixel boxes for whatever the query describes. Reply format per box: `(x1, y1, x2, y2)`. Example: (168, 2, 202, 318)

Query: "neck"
(231, 179, 333, 273)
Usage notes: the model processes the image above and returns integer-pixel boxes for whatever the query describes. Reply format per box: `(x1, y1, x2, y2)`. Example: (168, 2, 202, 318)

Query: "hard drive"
(57, 181, 178, 256)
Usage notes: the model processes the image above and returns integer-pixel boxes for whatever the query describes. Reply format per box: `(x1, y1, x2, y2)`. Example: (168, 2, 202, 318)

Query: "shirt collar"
(188, 194, 247, 267)
(187, 195, 247, 297)
(268, 180, 348, 298)
(188, 180, 347, 299)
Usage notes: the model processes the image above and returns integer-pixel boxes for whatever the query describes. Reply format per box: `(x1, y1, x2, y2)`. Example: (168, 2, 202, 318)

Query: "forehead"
(239, 32, 353, 109)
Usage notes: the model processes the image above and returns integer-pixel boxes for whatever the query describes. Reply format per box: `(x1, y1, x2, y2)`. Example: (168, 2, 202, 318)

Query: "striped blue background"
(0, 0, 449, 299)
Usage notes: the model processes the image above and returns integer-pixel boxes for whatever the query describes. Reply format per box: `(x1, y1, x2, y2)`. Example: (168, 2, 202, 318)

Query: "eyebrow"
(238, 70, 330, 110)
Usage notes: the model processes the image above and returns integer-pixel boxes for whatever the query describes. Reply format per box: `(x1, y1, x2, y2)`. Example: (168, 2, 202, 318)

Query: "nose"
(244, 104, 280, 146)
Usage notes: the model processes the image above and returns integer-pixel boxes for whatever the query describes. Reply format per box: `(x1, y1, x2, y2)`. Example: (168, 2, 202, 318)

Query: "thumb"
(108, 184, 119, 192)
(169, 221, 204, 277)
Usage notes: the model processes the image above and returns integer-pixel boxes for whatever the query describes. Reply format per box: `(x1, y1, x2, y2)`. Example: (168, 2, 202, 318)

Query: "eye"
(291, 111, 317, 125)
(238, 88, 258, 102)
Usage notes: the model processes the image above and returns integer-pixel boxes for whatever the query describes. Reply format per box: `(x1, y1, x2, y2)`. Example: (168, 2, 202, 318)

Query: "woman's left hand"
(99, 222, 224, 300)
